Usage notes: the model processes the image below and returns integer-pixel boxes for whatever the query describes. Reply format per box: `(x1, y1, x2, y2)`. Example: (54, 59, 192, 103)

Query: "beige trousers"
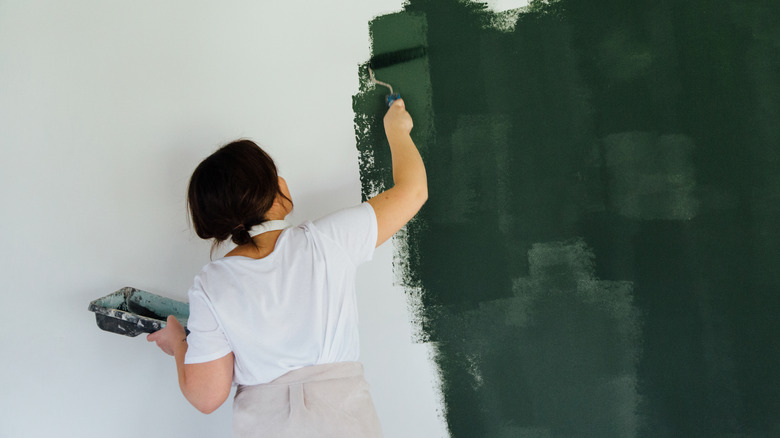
(233, 362, 384, 438)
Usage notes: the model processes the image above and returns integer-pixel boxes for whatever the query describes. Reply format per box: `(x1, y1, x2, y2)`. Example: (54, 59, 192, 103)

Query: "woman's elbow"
(415, 185, 428, 210)
(196, 403, 220, 415)
(180, 356, 234, 415)
(183, 386, 230, 414)
(191, 396, 226, 415)
(410, 178, 428, 206)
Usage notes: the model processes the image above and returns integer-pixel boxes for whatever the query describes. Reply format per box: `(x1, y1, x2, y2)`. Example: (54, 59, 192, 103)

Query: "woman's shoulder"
(189, 256, 251, 299)
(308, 203, 378, 264)
(311, 203, 375, 230)
(195, 256, 250, 281)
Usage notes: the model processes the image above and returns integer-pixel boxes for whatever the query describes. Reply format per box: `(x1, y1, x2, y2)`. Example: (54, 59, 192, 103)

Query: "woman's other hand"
(147, 315, 187, 356)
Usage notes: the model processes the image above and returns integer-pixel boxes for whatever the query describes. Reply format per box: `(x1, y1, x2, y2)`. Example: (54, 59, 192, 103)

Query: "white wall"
(0, 1, 446, 436)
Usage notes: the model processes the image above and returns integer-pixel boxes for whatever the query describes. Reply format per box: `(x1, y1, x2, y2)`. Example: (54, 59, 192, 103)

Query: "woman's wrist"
(173, 336, 188, 357)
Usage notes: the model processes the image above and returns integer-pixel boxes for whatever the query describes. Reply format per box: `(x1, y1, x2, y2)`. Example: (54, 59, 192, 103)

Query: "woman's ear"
(276, 176, 293, 214)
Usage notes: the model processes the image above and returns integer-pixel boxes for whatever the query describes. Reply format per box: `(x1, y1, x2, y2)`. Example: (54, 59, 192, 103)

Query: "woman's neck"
(225, 194, 292, 259)
(225, 229, 284, 260)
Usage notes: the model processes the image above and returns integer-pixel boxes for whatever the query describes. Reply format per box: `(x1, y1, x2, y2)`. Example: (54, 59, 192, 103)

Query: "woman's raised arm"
(367, 99, 428, 247)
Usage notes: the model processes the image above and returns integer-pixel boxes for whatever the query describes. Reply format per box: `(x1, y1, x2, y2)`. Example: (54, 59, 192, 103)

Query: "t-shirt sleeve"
(184, 283, 233, 364)
(311, 202, 378, 266)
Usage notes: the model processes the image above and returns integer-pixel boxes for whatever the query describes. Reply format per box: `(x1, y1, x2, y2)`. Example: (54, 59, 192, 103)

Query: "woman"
(148, 99, 426, 437)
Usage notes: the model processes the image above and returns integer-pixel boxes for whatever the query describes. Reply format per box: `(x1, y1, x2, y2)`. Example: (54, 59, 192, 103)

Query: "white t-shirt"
(184, 203, 378, 385)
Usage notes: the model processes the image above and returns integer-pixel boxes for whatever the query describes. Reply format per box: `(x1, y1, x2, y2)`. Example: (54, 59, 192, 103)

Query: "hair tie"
(233, 224, 246, 233)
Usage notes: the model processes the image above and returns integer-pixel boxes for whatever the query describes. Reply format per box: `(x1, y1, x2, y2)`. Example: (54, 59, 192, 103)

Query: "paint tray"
(88, 287, 189, 337)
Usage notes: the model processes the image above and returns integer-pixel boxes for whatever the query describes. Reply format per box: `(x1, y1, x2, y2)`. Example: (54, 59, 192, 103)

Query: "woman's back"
(185, 204, 378, 385)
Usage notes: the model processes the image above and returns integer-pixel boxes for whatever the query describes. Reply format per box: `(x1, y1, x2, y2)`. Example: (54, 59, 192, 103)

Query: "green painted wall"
(354, 0, 780, 436)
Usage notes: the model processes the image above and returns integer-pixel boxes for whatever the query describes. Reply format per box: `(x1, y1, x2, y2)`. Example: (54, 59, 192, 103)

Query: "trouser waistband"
(236, 361, 364, 394)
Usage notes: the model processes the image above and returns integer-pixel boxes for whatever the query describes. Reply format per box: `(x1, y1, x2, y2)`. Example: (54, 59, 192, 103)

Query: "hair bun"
(231, 224, 252, 246)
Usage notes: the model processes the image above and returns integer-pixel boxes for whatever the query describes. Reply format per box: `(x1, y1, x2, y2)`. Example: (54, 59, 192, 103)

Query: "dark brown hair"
(187, 140, 290, 250)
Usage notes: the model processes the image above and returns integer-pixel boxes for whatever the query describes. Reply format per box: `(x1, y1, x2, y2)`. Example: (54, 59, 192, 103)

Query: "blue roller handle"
(386, 93, 401, 107)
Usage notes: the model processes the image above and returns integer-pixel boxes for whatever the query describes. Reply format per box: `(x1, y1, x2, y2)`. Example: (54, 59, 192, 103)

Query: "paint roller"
(367, 45, 427, 107)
